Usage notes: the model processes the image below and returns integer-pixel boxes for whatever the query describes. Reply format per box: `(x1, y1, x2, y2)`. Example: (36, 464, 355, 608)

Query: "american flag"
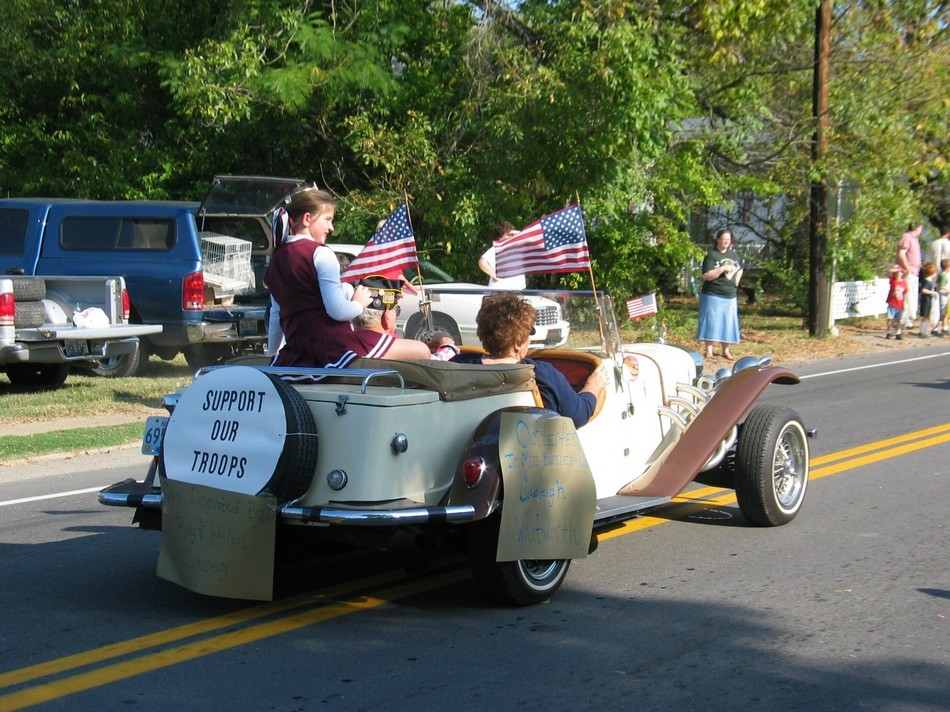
(626, 293, 657, 319)
(341, 203, 419, 282)
(494, 204, 590, 278)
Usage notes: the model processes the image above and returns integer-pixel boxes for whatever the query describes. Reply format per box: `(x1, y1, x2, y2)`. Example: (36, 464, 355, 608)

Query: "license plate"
(141, 416, 169, 456)
(64, 340, 89, 357)
(239, 318, 258, 335)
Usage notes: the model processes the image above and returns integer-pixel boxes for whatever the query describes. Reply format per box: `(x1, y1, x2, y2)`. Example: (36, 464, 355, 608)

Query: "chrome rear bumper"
(98, 481, 475, 526)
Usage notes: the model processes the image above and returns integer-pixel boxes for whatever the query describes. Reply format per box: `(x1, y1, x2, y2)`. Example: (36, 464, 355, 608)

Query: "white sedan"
(329, 243, 570, 348)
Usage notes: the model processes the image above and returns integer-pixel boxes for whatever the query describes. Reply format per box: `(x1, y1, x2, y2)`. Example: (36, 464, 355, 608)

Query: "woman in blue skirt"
(697, 229, 742, 360)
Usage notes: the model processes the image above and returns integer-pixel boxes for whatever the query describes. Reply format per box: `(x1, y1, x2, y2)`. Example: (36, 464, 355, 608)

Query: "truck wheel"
(183, 344, 235, 370)
(10, 278, 46, 302)
(467, 517, 571, 606)
(734, 403, 809, 526)
(92, 339, 150, 378)
(159, 367, 318, 503)
(4, 363, 70, 388)
(404, 313, 462, 344)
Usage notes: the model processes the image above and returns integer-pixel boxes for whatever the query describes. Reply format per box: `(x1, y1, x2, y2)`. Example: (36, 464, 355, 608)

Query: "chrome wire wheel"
(518, 559, 568, 592)
(773, 423, 808, 512)
(735, 403, 810, 526)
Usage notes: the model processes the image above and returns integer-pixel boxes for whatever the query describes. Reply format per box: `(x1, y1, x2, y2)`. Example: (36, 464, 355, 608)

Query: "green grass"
(0, 423, 145, 462)
(0, 356, 193, 423)
(0, 356, 192, 463)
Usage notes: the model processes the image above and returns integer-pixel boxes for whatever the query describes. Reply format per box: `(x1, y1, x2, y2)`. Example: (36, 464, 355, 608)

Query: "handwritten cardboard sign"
(496, 411, 596, 562)
(157, 478, 277, 601)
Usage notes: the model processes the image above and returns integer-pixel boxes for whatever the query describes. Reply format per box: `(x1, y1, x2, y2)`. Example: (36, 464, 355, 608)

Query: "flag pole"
(403, 192, 433, 336)
(576, 198, 607, 350)
(576, 196, 599, 307)
(403, 190, 424, 287)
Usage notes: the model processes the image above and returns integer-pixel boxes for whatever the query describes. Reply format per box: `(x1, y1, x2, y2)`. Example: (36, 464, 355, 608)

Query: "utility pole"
(809, 0, 831, 337)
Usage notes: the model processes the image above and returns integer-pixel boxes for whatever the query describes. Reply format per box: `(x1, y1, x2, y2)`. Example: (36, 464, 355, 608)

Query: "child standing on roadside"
(918, 262, 938, 338)
(886, 265, 907, 340)
(935, 258, 950, 337)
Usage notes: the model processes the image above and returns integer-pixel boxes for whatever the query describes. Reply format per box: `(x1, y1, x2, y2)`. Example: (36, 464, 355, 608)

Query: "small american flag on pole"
(494, 204, 590, 278)
(341, 203, 418, 282)
(626, 293, 657, 320)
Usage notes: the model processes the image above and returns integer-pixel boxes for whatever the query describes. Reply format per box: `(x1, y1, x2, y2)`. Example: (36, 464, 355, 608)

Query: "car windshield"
(418, 287, 621, 355)
(414, 257, 454, 284)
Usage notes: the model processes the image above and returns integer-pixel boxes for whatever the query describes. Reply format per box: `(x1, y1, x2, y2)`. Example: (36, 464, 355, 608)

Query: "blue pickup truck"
(0, 176, 302, 376)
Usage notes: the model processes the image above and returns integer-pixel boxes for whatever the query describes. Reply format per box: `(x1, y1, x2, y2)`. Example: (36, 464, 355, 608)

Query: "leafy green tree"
(1, 0, 945, 315)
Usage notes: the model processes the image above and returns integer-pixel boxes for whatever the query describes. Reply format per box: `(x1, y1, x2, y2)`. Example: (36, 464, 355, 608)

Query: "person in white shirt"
(478, 221, 527, 290)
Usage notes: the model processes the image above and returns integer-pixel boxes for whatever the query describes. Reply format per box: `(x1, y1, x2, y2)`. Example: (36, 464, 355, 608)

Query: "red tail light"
(121, 288, 131, 321)
(462, 456, 486, 488)
(182, 272, 204, 311)
(0, 292, 13, 326)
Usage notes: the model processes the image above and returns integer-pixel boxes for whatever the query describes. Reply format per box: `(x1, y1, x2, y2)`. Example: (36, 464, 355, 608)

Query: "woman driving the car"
(451, 292, 607, 428)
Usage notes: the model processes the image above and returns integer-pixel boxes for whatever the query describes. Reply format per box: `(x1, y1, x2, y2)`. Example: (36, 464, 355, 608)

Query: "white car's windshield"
(412, 257, 454, 284)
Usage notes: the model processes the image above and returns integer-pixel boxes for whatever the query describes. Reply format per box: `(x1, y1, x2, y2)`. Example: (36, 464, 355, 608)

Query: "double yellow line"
(808, 422, 950, 478)
(2, 423, 948, 710)
(0, 567, 469, 710)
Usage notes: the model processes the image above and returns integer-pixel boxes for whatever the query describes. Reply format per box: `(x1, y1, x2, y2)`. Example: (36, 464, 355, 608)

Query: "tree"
(1, 0, 945, 312)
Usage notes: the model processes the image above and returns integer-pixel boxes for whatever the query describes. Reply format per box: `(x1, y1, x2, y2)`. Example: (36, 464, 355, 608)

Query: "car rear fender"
(619, 366, 800, 498)
(441, 406, 555, 521)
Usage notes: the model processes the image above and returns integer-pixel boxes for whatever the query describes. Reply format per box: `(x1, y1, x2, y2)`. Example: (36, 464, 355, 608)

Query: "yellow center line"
(0, 569, 469, 711)
(0, 568, 410, 689)
(2, 423, 948, 707)
(599, 423, 950, 541)
(810, 422, 950, 466)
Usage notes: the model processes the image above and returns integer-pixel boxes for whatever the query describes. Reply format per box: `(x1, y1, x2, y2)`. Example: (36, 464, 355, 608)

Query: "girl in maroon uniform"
(264, 187, 382, 373)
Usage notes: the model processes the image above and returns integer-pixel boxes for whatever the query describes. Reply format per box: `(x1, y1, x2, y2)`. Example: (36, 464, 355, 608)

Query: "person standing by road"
(885, 265, 908, 340)
(697, 228, 743, 360)
(478, 221, 526, 289)
(896, 222, 923, 329)
(918, 262, 939, 338)
(929, 225, 950, 331)
(936, 258, 950, 337)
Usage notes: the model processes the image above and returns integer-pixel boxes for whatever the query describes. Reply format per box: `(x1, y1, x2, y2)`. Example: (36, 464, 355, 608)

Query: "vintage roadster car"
(100, 290, 811, 605)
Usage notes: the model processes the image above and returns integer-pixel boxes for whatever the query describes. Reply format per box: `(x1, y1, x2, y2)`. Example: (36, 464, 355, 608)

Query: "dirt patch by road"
(717, 322, 946, 368)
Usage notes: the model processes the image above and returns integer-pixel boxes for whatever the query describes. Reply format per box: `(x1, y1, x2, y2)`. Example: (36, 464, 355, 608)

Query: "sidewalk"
(0, 413, 158, 438)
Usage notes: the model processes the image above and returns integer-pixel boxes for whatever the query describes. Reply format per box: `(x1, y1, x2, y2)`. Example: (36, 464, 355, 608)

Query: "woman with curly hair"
(451, 292, 607, 427)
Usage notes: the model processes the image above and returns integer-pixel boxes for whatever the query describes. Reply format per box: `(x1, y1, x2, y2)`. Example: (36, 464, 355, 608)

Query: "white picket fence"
(830, 278, 888, 322)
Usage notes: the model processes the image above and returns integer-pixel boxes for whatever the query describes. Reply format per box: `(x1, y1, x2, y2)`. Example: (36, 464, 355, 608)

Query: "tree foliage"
(0, 0, 946, 304)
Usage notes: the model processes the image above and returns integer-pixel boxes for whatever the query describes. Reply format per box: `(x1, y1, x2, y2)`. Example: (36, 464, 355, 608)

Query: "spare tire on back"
(159, 366, 318, 503)
(10, 278, 46, 302)
(13, 301, 46, 328)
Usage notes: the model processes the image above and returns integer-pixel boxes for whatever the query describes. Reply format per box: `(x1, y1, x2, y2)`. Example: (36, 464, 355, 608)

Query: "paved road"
(0, 346, 947, 711)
